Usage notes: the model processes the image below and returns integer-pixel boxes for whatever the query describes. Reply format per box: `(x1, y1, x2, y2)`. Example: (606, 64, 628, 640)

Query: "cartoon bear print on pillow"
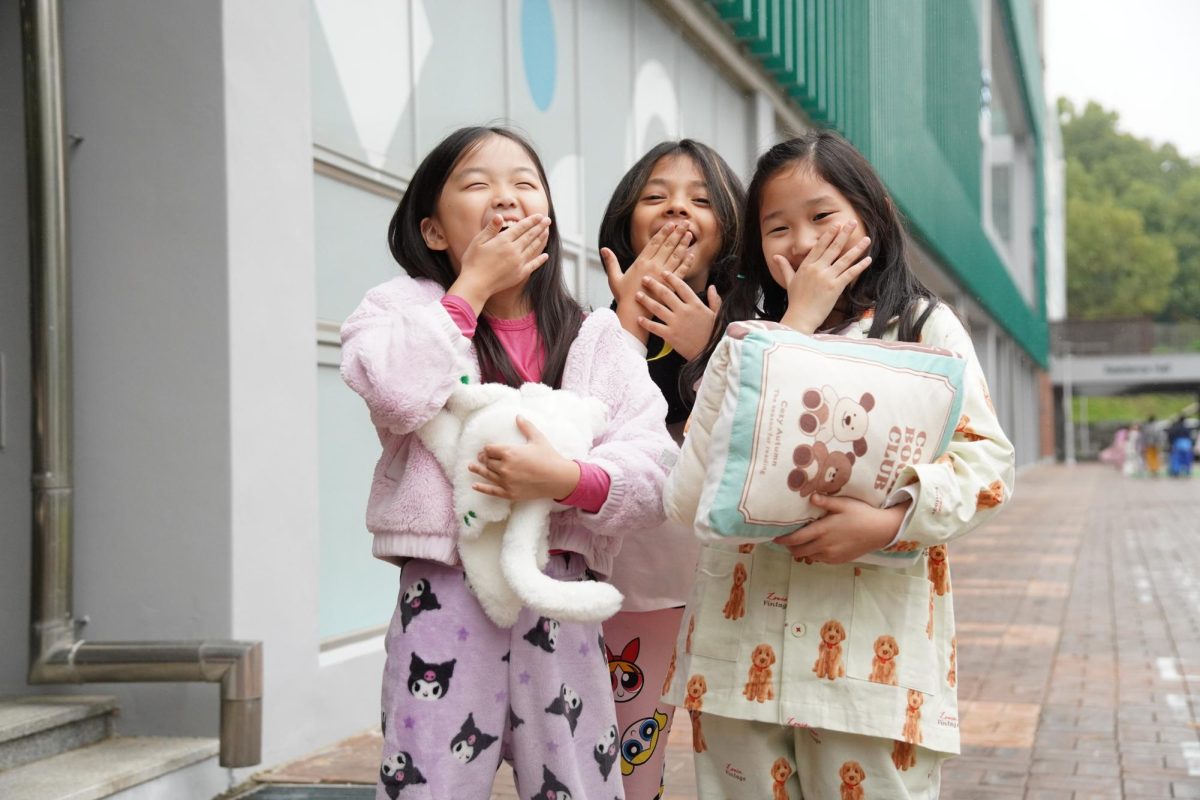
(798, 385, 876, 456)
(787, 441, 856, 497)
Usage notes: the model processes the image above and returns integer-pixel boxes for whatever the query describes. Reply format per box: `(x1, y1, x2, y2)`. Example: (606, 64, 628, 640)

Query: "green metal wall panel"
(704, 0, 1049, 366)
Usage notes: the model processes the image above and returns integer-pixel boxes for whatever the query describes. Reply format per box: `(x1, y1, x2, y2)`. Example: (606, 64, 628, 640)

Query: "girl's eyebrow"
(643, 177, 709, 191)
(805, 194, 835, 206)
(455, 165, 539, 180)
(762, 208, 786, 222)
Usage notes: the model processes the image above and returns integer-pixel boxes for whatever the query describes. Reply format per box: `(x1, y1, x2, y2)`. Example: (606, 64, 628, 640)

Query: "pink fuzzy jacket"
(340, 274, 677, 578)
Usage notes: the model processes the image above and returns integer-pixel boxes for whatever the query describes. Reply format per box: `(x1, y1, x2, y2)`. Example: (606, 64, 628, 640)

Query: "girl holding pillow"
(598, 139, 745, 799)
(662, 131, 1015, 799)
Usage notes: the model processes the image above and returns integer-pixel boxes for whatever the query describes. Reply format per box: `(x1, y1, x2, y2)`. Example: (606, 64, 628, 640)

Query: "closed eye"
(813, 211, 835, 222)
(693, 197, 711, 205)
(767, 226, 788, 235)
(641, 194, 665, 202)
(516, 181, 539, 190)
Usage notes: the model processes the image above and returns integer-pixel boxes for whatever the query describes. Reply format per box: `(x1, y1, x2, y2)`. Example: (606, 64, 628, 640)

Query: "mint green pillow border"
(706, 330, 967, 542)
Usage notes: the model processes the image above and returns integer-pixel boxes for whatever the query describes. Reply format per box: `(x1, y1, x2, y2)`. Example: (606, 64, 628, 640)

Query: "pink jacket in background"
(340, 274, 677, 579)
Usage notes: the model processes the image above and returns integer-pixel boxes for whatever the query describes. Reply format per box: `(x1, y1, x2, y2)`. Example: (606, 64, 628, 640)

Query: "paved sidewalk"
(940, 464, 1200, 799)
(257, 464, 1200, 799)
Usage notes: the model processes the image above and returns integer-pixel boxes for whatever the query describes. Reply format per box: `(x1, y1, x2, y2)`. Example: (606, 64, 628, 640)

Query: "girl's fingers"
(523, 252, 550, 275)
(510, 214, 551, 246)
(482, 443, 508, 460)
(772, 254, 798, 283)
(514, 415, 544, 443)
(640, 222, 675, 261)
(706, 285, 723, 313)
(821, 222, 855, 265)
(479, 214, 506, 241)
(804, 224, 842, 265)
(467, 461, 502, 483)
(840, 256, 872, 286)
(653, 225, 687, 266)
(673, 252, 696, 279)
(520, 227, 551, 260)
(773, 524, 821, 549)
(833, 236, 871, 273)
(643, 274, 686, 310)
(634, 290, 671, 320)
(662, 232, 693, 273)
(636, 316, 671, 339)
(472, 482, 511, 499)
(659, 270, 701, 305)
(600, 247, 623, 283)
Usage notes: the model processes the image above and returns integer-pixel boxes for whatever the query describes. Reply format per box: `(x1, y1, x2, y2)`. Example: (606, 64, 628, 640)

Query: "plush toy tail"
(501, 502, 624, 623)
(458, 524, 525, 628)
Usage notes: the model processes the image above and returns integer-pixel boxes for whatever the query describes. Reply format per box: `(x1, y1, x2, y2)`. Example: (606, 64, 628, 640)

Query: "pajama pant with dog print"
(692, 713, 947, 800)
(376, 555, 624, 800)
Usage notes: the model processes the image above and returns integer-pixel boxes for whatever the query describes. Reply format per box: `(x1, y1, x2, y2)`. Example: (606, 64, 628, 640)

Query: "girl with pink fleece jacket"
(341, 126, 675, 800)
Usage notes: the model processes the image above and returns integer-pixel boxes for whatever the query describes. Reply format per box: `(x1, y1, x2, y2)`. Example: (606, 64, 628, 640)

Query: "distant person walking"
(1166, 416, 1194, 477)
(1123, 423, 1143, 477)
(1142, 415, 1162, 476)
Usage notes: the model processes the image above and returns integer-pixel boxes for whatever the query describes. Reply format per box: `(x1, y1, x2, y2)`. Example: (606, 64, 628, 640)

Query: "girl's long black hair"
(387, 126, 582, 388)
(690, 129, 938, 393)
(597, 139, 745, 412)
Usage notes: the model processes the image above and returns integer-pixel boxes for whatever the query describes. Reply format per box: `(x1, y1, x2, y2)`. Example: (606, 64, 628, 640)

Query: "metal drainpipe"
(21, 0, 263, 768)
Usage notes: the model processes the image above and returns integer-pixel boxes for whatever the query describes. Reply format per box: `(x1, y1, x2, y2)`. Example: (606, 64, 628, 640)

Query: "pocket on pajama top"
(845, 568, 938, 695)
(685, 546, 754, 662)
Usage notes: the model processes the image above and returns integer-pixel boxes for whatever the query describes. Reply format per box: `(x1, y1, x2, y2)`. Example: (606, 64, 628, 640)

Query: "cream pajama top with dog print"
(661, 305, 1015, 756)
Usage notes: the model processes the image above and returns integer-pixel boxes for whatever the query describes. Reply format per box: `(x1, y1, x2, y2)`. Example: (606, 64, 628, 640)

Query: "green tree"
(1059, 99, 1200, 321)
(1066, 195, 1176, 318)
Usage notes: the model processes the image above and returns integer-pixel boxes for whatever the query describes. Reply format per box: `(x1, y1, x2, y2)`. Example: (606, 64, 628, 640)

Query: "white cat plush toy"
(418, 381, 622, 628)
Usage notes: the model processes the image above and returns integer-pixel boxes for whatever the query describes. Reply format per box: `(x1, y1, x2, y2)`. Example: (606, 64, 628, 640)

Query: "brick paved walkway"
(941, 463, 1200, 799)
(257, 464, 1200, 799)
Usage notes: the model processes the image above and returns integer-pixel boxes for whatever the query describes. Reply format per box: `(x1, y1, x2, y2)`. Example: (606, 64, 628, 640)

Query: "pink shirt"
(441, 295, 611, 513)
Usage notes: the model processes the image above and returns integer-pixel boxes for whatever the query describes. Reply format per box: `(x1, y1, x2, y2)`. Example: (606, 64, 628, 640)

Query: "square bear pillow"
(681, 320, 965, 560)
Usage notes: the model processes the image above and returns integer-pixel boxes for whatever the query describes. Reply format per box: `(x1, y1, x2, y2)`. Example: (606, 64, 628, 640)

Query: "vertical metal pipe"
(21, 0, 75, 665)
(20, 0, 263, 768)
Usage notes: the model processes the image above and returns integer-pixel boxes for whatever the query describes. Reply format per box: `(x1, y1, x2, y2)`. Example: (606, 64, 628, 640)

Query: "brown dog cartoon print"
(770, 757, 794, 800)
(869, 635, 900, 686)
(839, 760, 866, 799)
(927, 545, 951, 596)
(813, 620, 847, 680)
(976, 479, 1004, 509)
(743, 644, 777, 702)
(724, 562, 748, 620)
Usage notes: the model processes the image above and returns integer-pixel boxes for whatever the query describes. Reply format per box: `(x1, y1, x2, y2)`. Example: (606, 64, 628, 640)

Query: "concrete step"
(0, 695, 118, 771)
(0, 735, 219, 800)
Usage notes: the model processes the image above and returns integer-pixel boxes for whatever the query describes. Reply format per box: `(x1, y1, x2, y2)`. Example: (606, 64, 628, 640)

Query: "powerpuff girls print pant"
(376, 556, 624, 800)
(603, 607, 685, 799)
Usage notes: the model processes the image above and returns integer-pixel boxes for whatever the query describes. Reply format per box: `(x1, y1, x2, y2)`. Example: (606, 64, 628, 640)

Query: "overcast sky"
(1043, 0, 1200, 159)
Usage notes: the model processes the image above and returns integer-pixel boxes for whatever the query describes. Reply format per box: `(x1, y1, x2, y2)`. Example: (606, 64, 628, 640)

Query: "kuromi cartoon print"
(524, 616, 561, 653)
(449, 712, 498, 764)
(531, 765, 573, 800)
(407, 653, 455, 701)
(379, 751, 426, 798)
(545, 683, 584, 735)
(594, 723, 619, 780)
(400, 577, 441, 632)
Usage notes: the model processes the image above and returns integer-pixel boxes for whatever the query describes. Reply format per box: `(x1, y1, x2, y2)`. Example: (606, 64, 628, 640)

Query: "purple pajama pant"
(376, 554, 624, 800)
